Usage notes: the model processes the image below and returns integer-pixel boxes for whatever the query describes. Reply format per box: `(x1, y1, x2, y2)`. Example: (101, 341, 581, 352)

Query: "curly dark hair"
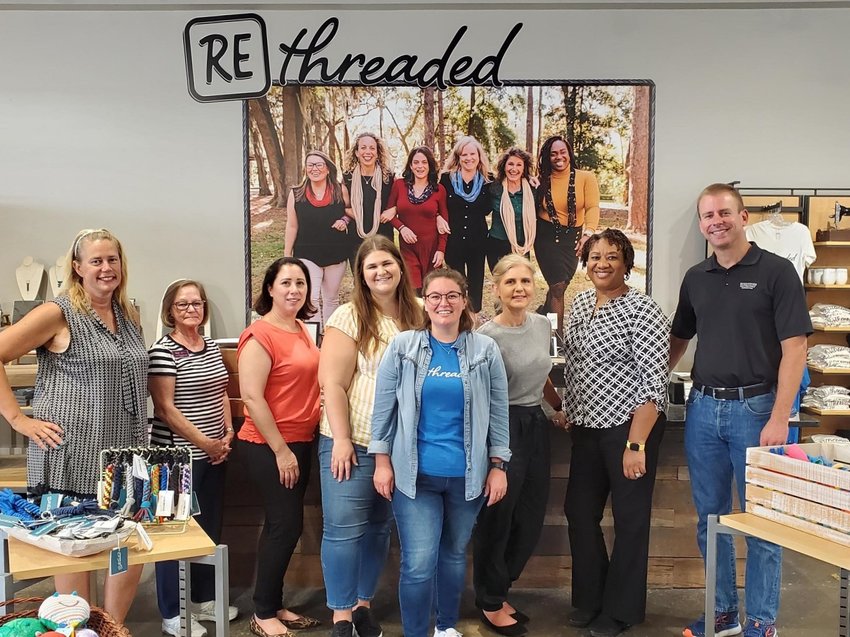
(580, 228, 635, 276)
(535, 135, 577, 210)
(495, 147, 534, 182)
(253, 257, 317, 319)
(402, 146, 439, 190)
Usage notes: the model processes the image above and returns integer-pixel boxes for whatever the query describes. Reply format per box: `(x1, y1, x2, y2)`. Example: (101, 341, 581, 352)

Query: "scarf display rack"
(98, 446, 192, 531)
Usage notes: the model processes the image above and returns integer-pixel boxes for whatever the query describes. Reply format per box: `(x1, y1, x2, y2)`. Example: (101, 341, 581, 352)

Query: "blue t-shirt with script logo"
(418, 334, 466, 477)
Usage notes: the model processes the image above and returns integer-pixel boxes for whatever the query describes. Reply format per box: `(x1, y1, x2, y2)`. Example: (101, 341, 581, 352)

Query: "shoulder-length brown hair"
(292, 150, 344, 204)
(253, 257, 317, 320)
(64, 228, 139, 326)
(420, 268, 475, 333)
(352, 236, 422, 355)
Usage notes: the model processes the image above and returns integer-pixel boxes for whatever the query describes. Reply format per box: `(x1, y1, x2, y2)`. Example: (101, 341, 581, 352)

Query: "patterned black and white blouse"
(563, 287, 669, 428)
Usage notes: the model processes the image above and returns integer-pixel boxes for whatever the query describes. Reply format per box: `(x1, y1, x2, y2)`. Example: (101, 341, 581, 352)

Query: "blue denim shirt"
(367, 329, 511, 501)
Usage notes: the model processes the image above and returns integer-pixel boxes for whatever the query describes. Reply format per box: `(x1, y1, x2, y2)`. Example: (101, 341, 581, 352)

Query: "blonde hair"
(491, 254, 536, 285)
(441, 135, 491, 178)
(64, 228, 139, 326)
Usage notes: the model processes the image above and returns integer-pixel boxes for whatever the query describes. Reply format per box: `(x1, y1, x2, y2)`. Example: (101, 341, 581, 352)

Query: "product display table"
(706, 513, 850, 637)
(0, 518, 229, 637)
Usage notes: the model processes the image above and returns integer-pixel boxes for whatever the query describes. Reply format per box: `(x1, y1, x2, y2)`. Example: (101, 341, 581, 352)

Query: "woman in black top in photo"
(440, 135, 492, 317)
(284, 150, 352, 329)
(342, 132, 396, 270)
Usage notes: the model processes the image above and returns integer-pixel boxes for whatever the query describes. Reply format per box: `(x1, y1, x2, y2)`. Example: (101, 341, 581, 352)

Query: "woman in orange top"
(533, 135, 600, 333)
(237, 257, 322, 637)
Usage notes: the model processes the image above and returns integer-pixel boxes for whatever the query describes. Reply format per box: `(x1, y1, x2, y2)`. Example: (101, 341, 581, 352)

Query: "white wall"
(2, 4, 850, 341)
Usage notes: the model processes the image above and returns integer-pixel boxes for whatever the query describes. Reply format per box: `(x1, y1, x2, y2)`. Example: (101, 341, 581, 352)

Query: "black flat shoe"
(479, 610, 528, 637)
(509, 610, 530, 624)
(588, 614, 630, 637)
(567, 608, 600, 628)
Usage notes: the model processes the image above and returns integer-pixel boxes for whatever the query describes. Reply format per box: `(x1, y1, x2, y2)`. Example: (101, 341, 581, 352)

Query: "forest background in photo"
(246, 83, 652, 314)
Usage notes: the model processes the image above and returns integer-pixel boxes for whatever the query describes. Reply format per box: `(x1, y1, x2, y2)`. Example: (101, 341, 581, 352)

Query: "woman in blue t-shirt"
(368, 268, 511, 637)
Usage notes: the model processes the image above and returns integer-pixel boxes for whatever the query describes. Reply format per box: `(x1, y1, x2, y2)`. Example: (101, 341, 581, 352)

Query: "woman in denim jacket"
(368, 268, 511, 637)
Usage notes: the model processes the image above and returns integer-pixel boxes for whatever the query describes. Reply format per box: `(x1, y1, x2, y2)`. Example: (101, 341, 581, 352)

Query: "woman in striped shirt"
(318, 236, 423, 637)
(148, 279, 236, 637)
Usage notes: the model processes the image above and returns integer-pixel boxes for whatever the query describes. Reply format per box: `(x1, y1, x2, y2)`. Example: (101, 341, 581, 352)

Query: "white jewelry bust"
(48, 257, 66, 297)
(15, 256, 45, 301)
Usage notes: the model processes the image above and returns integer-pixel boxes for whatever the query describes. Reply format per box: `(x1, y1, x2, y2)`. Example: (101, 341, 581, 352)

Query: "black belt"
(694, 382, 773, 400)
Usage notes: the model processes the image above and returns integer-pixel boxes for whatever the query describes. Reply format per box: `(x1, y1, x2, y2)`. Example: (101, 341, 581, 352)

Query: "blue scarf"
(450, 171, 484, 203)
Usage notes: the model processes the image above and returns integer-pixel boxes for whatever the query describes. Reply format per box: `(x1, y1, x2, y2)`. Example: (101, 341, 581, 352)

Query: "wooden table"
(706, 513, 850, 636)
(0, 518, 229, 637)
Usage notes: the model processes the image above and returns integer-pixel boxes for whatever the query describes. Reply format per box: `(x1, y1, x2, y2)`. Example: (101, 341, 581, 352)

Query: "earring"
(625, 273, 630, 281)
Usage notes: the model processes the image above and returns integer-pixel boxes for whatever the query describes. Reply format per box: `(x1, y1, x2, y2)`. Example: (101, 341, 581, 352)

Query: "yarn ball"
(39, 632, 66, 637)
(74, 630, 99, 637)
(783, 444, 810, 462)
(0, 618, 48, 637)
(38, 593, 90, 631)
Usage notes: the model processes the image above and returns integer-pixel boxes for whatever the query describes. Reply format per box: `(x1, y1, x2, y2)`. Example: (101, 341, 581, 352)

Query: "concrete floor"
(15, 550, 844, 636)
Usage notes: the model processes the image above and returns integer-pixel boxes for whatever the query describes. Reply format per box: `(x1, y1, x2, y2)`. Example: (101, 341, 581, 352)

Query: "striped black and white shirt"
(564, 288, 669, 429)
(148, 334, 229, 460)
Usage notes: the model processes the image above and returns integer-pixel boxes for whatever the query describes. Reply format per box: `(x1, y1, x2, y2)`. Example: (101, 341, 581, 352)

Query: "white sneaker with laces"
(195, 600, 239, 622)
(162, 615, 207, 637)
(434, 628, 463, 637)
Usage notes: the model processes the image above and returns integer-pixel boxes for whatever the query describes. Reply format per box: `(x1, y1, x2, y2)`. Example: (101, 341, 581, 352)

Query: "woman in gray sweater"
(472, 254, 566, 636)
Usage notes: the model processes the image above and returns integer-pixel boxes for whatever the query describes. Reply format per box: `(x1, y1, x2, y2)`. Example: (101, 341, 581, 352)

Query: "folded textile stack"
(809, 303, 850, 329)
(801, 385, 850, 411)
(808, 344, 850, 369)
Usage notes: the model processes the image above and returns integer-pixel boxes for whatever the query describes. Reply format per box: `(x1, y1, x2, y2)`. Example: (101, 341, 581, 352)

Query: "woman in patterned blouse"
(562, 229, 669, 637)
(0, 228, 147, 623)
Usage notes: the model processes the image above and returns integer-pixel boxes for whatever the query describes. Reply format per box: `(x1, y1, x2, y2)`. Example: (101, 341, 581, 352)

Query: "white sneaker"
(195, 600, 238, 622)
(162, 615, 207, 637)
(434, 629, 463, 637)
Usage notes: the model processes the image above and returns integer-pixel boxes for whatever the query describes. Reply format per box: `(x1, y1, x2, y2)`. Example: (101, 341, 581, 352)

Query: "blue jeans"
(392, 474, 484, 637)
(318, 435, 393, 610)
(684, 388, 782, 624)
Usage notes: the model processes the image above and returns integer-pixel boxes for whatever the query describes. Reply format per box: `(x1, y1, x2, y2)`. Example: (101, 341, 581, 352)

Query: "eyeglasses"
(425, 292, 464, 305)
(306, 162, 326, 169)
(173, 301, 205, 312)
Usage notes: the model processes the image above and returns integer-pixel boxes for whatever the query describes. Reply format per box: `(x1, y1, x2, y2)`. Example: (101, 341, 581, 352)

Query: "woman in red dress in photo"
(384, 146, 448, 292)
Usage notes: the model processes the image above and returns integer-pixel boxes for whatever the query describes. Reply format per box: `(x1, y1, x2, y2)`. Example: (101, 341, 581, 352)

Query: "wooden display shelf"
(801, 406, 850, 416)
(3, 364, 36, 389)
(813, 326, 850, 332)
(808, 364, 850, 374)
(805, 284, 850, 289)
(814, 241, 850, 246)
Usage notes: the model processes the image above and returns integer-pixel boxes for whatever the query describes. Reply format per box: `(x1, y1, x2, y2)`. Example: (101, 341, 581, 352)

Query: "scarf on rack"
(450, 170, 485, 203)
(500, 179, 537, 256)
(349, 164, 384, 238)
(543, 166, 576, 243)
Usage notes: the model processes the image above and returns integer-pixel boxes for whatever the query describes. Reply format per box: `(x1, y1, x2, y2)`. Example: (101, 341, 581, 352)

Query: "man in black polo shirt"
(670, 183, 810, 637)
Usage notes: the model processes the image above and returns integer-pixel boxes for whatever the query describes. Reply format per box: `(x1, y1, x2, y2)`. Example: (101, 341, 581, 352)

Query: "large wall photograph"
(246, 82, 653, 325)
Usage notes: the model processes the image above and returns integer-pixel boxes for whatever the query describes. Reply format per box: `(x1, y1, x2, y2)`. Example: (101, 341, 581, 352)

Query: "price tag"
(39, 492, 63, 512)
(155, 490, 174, 518)
(136, 524, 153, 551)
(132, 454, 150, 480)
(175, 493, 191, 521)
(190, 491, 201, 516)
(109, 546, 128, 576)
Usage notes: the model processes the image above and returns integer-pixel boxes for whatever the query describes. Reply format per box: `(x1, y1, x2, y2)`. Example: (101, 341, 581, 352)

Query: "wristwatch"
(490, 460, 508, 471)
(625, 440, 646, 452)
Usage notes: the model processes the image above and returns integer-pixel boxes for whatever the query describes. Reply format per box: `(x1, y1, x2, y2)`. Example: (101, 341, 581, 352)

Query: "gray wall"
(2, 3, 850, 346)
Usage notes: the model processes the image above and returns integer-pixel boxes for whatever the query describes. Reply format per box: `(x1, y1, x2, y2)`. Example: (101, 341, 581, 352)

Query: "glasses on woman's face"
(306, 161, 326, 170)
(425, 291, 464, 305)
(173, 301, 205, 312)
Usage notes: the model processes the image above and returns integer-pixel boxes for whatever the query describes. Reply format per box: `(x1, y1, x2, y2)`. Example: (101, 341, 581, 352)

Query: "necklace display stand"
(15, 257, 45, 301)
(48, 257, 65, 298)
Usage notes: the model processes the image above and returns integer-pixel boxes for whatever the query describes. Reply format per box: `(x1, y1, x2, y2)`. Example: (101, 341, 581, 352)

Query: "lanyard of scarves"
(544, 165, 577, 243)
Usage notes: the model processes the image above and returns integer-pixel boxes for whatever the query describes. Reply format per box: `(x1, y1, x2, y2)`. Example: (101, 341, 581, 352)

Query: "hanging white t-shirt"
(746, 221, 816, 282)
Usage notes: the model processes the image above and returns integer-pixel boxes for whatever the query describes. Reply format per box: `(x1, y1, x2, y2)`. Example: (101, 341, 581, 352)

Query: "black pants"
(156, 459, 227, 617)
(564, 415, 665, 625)
(239, 439, 313, 619)
(445, 234, 486, 313)
(473, 405, 551, 611)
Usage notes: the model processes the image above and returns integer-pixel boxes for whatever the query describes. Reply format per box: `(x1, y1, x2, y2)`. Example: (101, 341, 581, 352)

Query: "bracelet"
(226, 427, 234, 434)
(625, 440, 646, 452)
(339, 216, 351, 226)
(398, 224, 407, 231)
